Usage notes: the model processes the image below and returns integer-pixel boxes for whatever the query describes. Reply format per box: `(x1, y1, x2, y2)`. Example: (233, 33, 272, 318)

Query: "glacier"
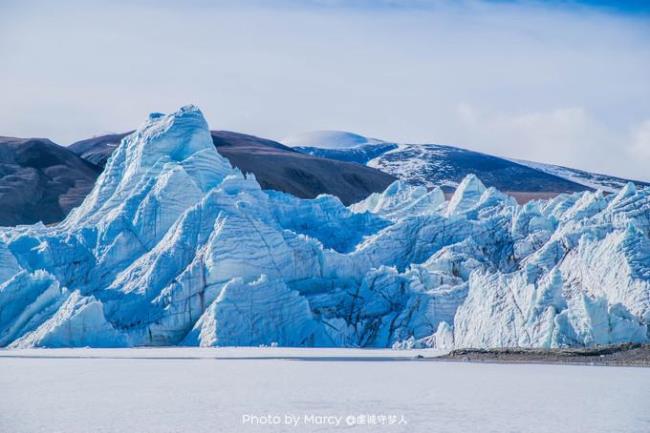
(1, 105, 649, 349)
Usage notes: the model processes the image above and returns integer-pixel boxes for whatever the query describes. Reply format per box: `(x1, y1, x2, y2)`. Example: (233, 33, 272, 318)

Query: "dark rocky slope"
(0, 130, 396, 226)
(0, 137, 100, 226)
(68, 130, 396, 206)
(68, 132, 132, 167)
(436, 344, 650, 367)
(210, 131, 395, 205)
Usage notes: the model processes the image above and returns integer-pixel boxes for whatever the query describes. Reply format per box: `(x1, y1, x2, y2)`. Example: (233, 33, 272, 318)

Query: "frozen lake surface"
(1, 348, 649, 433)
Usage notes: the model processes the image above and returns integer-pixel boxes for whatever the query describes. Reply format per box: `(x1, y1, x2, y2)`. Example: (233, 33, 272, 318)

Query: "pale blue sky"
(1, 0, 649, 180)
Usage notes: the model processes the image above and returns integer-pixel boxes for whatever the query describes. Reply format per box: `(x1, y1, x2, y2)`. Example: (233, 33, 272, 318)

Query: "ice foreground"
(1, 348, 649, 433)
(0, 106, 649, 349)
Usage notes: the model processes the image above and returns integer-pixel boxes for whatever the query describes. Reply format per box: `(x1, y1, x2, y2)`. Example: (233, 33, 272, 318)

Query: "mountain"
(1, 106, 648, 349)
(0, 128, 395, 227)
(0, 136, 100, 226)
(512, 159, 650, 193)
(209, 131, 395, 205)
(69, 130, 396, 206)
(288, 131, 398, 164)
(287, 131, 648, 202)
(283, 130, 388, 150)
(68, 132, 132, 167)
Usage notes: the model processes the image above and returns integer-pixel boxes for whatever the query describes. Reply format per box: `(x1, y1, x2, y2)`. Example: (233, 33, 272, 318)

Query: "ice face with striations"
(1, 106, 649, 349)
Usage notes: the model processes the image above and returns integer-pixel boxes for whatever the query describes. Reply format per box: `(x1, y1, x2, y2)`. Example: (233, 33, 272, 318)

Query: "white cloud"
(455, 105, 599, 161)
(629, 120, 650, 160)
(0, 0, 648, 180)
(451, 104, 650, 180)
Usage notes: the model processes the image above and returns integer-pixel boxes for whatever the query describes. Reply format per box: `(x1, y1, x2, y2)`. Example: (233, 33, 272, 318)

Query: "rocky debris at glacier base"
(438, 343, 650, 366)
(1, 106, 649, 349)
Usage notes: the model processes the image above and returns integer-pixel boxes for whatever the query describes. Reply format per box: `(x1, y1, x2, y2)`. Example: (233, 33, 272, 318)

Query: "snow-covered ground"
(1, 348, 649, 433)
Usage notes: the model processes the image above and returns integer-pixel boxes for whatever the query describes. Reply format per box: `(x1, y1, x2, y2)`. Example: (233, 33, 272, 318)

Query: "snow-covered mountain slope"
(1, 106, 649, 349)
(287, 131, 648, 201)
(293, 142, 398, 164)
(512, 159, 650, 193)
(285, 131, 398, 164)
(282, 130, 386, 149)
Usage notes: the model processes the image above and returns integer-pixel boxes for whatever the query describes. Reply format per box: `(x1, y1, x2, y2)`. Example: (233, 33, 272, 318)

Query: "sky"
(1, 0, 649, 180)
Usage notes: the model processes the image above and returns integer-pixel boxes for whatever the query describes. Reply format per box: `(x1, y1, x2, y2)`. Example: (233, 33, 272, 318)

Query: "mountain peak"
(65, 105, 235, 227)
(133, 105, 213, 161)
(447, 174, 487, 215)
(282, 130, 385, 149)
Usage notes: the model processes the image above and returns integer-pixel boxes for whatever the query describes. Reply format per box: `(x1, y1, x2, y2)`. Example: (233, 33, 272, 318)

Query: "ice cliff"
(1, 106, 649, 349)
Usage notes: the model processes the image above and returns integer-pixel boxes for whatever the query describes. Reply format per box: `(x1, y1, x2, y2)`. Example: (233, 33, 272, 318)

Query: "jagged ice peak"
(0, 105, 649, 350)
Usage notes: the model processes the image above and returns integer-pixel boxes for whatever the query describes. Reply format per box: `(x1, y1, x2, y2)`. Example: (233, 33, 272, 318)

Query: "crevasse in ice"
(1, 106, 648, 348)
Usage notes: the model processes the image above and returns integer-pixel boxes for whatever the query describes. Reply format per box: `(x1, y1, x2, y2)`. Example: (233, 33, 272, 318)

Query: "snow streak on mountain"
(1, 107, 648, 349)
(288, 131, 650, 198)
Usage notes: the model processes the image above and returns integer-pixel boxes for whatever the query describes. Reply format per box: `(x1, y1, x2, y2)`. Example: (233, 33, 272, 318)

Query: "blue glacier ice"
(1, 106, 649, 348)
